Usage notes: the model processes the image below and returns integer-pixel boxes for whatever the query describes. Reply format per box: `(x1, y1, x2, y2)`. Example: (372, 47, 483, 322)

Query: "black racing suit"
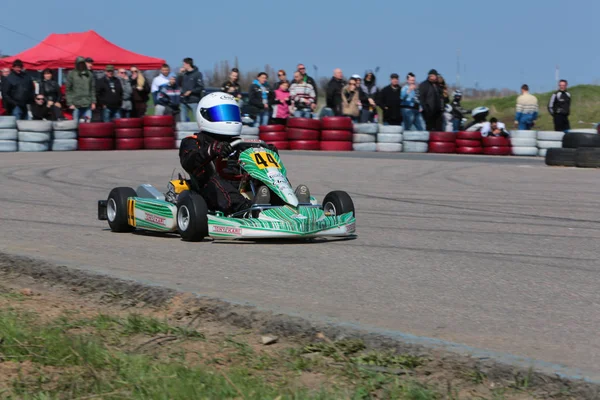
(179, 133, 251, 215)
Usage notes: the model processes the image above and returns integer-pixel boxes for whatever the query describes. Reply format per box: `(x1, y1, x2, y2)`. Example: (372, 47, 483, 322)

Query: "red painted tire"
(287, 118, 321, 130)
(321, 116, 353, 130)
(320, 130, 353, 142)
(287, 128, 320, 141)
(115, 138, 144, 150)
(265, 141, 290, 150)
(428, 141, 456, 153)
(143, 115, 174, 127)
(483, 146, 511, 155)
(429, 131, 456, 142)
(482, 136, 510, 147)
(456, 146, 483, 154)
(319, 141, 353, 151)
(289, 140, 320, 150)
(456, 139, 481, 147)
(143, 126, 174, 137)
(143, 137, 175, 149)
(78, 137, 114, 150)
(115, 128, 143, 138)
(78, 122, 114, 138)
(259, 131, 288, 142)
(259, 124, 286, 133)
(114, 118, 143, 129)
(457, 131, 482, 140)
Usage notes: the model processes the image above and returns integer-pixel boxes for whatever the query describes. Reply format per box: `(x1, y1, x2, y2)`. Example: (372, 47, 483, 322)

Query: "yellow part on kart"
(169, 179, 189, 194)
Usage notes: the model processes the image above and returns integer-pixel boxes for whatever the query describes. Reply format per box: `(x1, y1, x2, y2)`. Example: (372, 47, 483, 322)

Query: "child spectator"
(155, 74, 181, 119)
(271, 80, 291, 125)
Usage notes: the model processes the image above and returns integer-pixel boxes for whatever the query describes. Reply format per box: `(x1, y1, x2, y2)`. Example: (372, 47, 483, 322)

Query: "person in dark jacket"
(31, 93, 62, 121)
(177, 57, 205, 122)
(221, 68, 242, 100)
(360, 70, 379, 123)
(129, 67, 150, 117)
(1, 59, 35, 120)
(377, 73, 403, 126)
(450, 90, 470, 131)
(40, 69, 61, 105)
(325, 68, 346, 116)
(419, 69, 444, 131)
(548, 79, 571, 132)
(96, 65, 123, 122)
(247, 72, 272, 127)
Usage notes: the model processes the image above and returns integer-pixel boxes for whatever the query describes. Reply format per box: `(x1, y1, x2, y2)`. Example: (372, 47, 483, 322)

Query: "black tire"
(107, 187, 137, 232)
(562, 132, 600, 149)
(545, 148, 576, 167)
(322, 191, 355, 217)
(177, 191, 209, 241)
(575, 148, 600, 168)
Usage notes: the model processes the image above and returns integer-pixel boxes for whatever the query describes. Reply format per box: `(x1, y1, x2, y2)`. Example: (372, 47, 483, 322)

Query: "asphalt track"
(1, 150, 600, 381)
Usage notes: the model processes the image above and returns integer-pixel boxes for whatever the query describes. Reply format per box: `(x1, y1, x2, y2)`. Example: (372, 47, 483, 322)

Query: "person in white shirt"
(481, 117, 509, 137)
(151, 64, 171, 113)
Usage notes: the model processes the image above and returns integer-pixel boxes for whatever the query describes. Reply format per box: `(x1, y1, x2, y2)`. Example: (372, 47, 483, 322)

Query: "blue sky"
(1, 0, 599, 93)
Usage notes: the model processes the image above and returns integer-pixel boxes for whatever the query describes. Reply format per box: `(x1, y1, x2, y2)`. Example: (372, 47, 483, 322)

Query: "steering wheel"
(230, 138, 267, 149)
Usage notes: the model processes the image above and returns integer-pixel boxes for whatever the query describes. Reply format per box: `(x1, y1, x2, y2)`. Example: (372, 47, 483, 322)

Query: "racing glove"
(208, 141, 233, 158)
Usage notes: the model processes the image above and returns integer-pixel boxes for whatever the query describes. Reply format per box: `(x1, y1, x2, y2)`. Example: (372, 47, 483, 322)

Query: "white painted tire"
(353, 123, 378, 134)
(0, 116, 17, 129)
(0, 140, 17, 152)
(511, 146, 538, 156)
(403, 141, 428, 152)
(353, 142, 377, 152)
(378, 125, 404, 134)
(0, 129, 18, 140)
(536, 140, 562, 149)
(538, 148, 547, 157)
(176, 122, 198, 131)
(377, 143, 403, 152)
(16, 120, 53, 132)
(176, 130, 196, 140)
(241, 126, 259, 136)
(52, 130, 77, 140)
(51, 139, 78, 151)
(352, 133, 376, 143)
(175, 139, 182, 149)
(18, 131, 51, 143)
(377, 133, 403, 143)
(509, 130, 537, 139)
(18, 141, 49, 152)
(510, 138, 537, 147)
(537, 131, 565, 141)
(52, 120, 79, 131)
(403, 131, 429, 141)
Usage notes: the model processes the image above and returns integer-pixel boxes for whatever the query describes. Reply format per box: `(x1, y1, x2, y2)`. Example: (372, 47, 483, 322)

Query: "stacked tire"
(241, 125, 260, 141)
(0, 116, 18, 152)
(482, 135, 511, 155)
(51, 120, 78, 151)
(403, 131, 429, 153)
(351, 123, 377, 152)
(143, 116, 174, 150)
(536, 131, 564, 157)
(509, 130, 537, 156)
(547, 130, 600, 168)
(114, 118, 143, 150)
(259, 125, 289, 150)
(428, 131, 456, 154)
(78, 122, 115, 150)
(287, 118, 321, 151)
(376, 125, 403, 152)
(456, 131, 483, 154)
(175, 122, 197, 149)
(17, 120, 52, 152)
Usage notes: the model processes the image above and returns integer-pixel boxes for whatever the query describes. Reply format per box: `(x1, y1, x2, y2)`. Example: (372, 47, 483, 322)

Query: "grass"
(462, 84, 600, 131)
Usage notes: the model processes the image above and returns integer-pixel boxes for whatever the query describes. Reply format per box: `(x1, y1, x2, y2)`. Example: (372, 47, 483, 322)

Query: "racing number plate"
(252, 152, 280, 169)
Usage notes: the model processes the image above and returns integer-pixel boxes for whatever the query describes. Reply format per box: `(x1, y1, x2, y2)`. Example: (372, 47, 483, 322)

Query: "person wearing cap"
(418, 69, 444, 131)
(377, 73, 403, 126)
(96, 65, 123, 122)
(66, 56, 96, 122)
(0, 59, 35, 120)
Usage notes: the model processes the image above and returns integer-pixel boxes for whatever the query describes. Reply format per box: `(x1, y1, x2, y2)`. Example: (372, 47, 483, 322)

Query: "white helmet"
(196, 92, 242, 137)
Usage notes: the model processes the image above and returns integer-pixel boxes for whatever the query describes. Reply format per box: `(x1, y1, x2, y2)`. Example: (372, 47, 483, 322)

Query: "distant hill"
(462, 85, 600, 131)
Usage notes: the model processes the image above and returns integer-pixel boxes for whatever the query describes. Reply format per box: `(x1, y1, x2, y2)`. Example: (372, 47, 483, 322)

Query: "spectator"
(151, 64, 171, 109)
(341, 78, 361, 121)
(177, 57, 204, 122)
(96, 65, 123, 122)
(155, 74, 181, 118)
(271, 80, 291, 125)
(325, 68, 345, 116)
(1, 68, 9, 78)
(450, 90, 470, 132)
(85, 57, 94, 72)
(481, 117, 509, 137)
(378, 73, 403, 126)
(297, 63, 318, 111)
(514, 84, 538, 130)
(437, 74, 450, 105)
(31, 93, 62, 121)
(419, 69, 444, 131)
(39, 68, 62, 109)
(273, 70, 288, 90)
(290, 70, 316, 118)
(221, 68, 242, 100)
(118, 68, 133, 118)
(248, 72, 272, 127)
(360, 70, 379, 123)
(548, 79, 571, 132)
(1, 59, 35, 120)
(400, 72, 424, 130)
(129, 66, 150, 118)
(65, 57, 96, 122)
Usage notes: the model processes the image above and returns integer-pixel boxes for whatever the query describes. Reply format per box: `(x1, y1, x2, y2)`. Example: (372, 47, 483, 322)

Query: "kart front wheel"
(177, 191, 209, 242)
(323, 191, 355, 217)
(107, 187, 137, 232)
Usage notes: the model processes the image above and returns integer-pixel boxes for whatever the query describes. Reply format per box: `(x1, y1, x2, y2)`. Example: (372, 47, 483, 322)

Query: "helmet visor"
(202, 104, 241, 123)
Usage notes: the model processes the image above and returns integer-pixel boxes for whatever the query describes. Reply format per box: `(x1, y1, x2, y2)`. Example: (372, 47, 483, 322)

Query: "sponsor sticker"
(345, 223, 356, 233)
(145, 213, 166, 226)
(212, 226, 242, 235)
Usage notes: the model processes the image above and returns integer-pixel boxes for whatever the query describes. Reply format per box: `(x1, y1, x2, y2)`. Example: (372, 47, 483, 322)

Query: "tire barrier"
(562, 132, 600, 149)
(353, 142, 377, 152)
(320, 117, 350, 131)
(286, 120, 321, 150)
(545, 148, 576, 167)
(321, 130, 353, 142)
(143, 116, 174, 149)
(377, 133, 403, 143)
(116, 137, 144, 150)
(352, 122, 376, 152)
(377, 142, 403, 152)
(0, 129, 17, 140)
(259, 124, 288, 149)
(545, 130, 600, 168)
(287, 117, 321, 131)
(0, 116, 17, 129)
(456, 131, 482, 154)
(289, 139, 320, 150)
(482, 136, 511, 156)
(51, 139, 78, 151)
(320, 141, 353, 151)
(510, 134, 538, 156)
(78, 137, 115, 151)
(353, 123, 379, 134)
(0, 139, 18, 152)
(574, 148, 600, 168)
(429, 131, 456, 154)
(78, 122, 114, 151)
(403, 141, 429, 153)
(143, 136, 174, 150)
(114, 118, 143, 129)
(287, 128, 320, 141)
(17, 120, 52, 152)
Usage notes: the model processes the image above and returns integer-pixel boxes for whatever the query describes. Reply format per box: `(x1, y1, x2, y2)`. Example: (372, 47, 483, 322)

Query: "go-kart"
(97, 138, 356, 241)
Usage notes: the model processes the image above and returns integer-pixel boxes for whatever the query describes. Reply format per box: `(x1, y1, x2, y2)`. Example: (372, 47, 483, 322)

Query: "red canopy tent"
(0, 30, 165, 70)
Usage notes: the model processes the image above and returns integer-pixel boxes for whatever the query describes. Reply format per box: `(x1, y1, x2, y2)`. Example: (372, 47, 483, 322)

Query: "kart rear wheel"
(107, 187, 137, 232)
(177, 191, 209, 242)
(323, 190, 355, 217)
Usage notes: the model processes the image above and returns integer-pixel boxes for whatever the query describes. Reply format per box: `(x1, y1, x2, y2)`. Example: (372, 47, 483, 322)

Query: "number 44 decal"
(252, 152, 280, 169)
